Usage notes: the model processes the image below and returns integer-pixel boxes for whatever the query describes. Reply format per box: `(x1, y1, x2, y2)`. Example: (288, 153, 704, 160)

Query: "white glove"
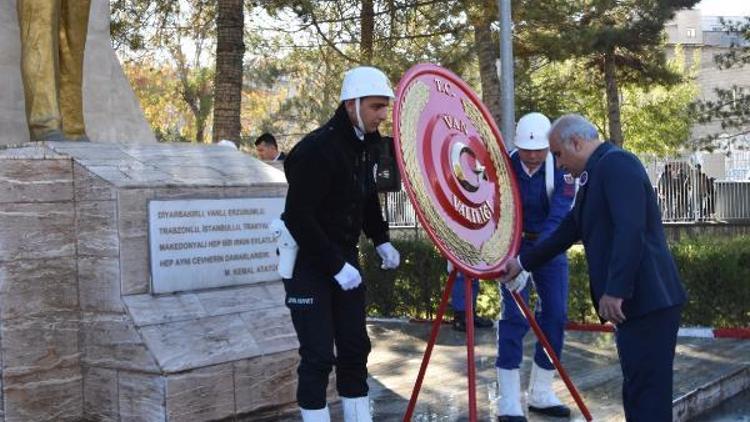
(334, 262, 362, 290)
(270, 218, 298, 279)
(505, 270, 530, 293)
(376, 242, 400, 270)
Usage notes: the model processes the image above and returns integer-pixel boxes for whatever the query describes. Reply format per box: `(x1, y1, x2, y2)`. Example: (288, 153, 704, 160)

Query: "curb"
(370, 319, 750, 340)
(566, 322, 750, 340)
(672, 366, 750, 421)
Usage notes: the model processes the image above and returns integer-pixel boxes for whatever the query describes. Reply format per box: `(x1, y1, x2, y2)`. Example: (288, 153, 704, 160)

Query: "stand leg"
(510, 291, 593, 421)
(464, 277, 477, 422)
(403, 270, 458, 421)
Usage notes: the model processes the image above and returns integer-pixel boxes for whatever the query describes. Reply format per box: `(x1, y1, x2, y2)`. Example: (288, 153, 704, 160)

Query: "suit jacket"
(520, 142, 686, 318)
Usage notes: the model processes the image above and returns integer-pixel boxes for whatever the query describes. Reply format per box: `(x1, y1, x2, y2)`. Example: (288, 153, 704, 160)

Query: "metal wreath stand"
(391, 64, 592, 422)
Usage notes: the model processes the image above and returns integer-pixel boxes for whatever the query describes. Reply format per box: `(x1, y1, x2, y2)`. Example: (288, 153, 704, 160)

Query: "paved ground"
(256, 320, 750, 421)
(693, 389, 750, 421)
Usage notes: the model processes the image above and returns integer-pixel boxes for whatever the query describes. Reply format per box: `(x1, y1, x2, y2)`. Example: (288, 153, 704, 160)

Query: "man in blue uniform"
(282, 67, 400, 422)
(497, 113, 575, 421)
(447, 263, 493, 332)
(500, 114, 687, 421)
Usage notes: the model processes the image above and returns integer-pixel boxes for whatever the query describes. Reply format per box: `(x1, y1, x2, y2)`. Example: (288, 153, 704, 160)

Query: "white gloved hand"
(376, 242, 400, 270)
(446, 260, 454, 273)
(505, 270, 530, 293)
(334, 262, 362, 290)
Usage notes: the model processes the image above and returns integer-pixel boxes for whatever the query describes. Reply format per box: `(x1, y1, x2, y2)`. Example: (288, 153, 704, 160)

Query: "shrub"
(672, 236, 750, 327)
(360, 235, 750, 328)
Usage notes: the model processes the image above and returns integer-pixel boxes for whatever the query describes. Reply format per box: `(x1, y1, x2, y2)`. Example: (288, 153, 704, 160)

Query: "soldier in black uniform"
(281, 66, 400, 422)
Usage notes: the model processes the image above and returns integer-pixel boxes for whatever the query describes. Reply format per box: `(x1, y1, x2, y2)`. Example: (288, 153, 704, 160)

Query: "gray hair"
(549, 114, 599, 146)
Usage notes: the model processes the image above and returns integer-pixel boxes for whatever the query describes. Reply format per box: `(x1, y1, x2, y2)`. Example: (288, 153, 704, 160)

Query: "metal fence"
(384, 158, 750, 227)
(383, 190, 419, 228)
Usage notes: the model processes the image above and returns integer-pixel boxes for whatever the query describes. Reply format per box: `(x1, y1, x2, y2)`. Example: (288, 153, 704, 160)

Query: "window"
(686, 28, 696, 38)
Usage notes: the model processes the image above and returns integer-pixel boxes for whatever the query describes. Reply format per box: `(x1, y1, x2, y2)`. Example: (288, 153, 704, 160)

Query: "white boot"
(527, 362, 570, 417)
(342, 396, 372, 422)
(497, 368, 525, 419)
(300, 405, 331, 422)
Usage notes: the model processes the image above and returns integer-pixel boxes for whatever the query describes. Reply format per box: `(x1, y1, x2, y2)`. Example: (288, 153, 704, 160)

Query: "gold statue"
(17, 0, 92, 142)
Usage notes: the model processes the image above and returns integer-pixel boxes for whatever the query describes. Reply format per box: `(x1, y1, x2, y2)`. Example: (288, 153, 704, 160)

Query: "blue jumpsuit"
(451, 272, 479, 312)
(496, 153, 575, 370)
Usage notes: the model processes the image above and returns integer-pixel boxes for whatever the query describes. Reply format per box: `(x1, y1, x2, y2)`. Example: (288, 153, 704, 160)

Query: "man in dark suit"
(254, 132, 286, 161)
(500, 114, 686, 421)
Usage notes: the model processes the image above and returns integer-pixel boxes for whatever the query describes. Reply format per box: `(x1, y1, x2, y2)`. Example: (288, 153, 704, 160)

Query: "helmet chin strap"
(354, 97, 366, 140)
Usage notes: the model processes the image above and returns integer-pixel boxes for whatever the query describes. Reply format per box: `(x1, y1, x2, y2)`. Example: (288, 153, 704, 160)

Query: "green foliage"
(672, 236, 750, 328)
(518, 0, 700, 145)
(360, 238, 447, 319)
(362, 235, 750, 328)
(566, 246, 599, 323)
(519, 47, 698, 156)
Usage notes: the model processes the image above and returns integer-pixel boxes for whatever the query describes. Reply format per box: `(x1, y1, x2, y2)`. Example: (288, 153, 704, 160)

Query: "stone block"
(119, 235, 149, 295)
(152, 186, 223, 200)
(166, 364, 235, 422)
(123, 293, 206, 327)
(78, 256, 123, 313)
(223, 186, 287, 199)
(0, 145, 59, 160)
(139, 314, 261, 373)
(0, 202, 75, 261)
(117, 188, 152, 239)
(240, 306, 298, 355)
(234, 350, 298, 415)
(81, 313, 160, 373)
(3, 365, 82, 422)
(0, 159, 73, 203)
(77, 200, 118, 257)
(1, 316, 80, 376)
(195, 284, 280, 317)
(74, 163, 116, 201)
(83, 366, 118, 422)
(119, 372, 166, 422)
(0, 257, 78, 320)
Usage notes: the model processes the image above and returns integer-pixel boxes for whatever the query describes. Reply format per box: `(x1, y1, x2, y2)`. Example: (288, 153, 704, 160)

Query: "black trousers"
(615, 305, 682, 421)
(283, 257, 371, 410)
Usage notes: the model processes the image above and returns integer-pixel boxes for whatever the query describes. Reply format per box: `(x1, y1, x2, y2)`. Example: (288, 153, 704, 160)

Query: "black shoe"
(498, 416, 527, 422)
(529, 404, 571, 418)
(452, 311, 466, 332)
(474, 316, 494, 328)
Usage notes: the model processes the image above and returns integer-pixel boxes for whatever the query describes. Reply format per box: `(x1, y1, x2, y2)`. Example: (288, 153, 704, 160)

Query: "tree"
(213, 0, 245, 143)
(521, 0, 700, 146)
(461, 0, 502, 125)
(252, 0, 474, 133)
(691, 17, 750, 149)
(112, 0, 216, 143)
(521, 47, 698, 156)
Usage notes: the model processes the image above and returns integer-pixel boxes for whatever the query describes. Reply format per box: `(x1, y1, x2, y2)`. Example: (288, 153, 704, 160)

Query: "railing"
(384, 160, 750, 227)
(715, 181, 750, 222)
(383, 190, 419, 228)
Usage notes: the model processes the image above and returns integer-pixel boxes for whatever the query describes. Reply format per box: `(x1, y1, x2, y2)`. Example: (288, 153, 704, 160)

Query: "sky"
(694, 0, 750, 17)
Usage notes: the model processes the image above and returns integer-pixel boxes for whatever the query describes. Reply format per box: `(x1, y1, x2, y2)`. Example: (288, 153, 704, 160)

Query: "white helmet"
(339, 66, 395, 101)
(515, 112, 551, 150)
(217, 139, 238, 150)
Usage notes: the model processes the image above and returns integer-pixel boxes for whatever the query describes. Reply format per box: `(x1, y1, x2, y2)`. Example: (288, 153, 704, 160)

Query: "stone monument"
(0, 142, 302, 421)
(0, 0, 304, 420)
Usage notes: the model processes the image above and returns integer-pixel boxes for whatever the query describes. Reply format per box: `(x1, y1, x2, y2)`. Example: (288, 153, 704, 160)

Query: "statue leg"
(17, 0, 63, 141)
(59, 0, 91, 140)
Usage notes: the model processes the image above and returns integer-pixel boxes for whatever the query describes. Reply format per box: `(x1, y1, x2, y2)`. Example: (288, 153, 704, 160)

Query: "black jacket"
(282, 105, 389, 276)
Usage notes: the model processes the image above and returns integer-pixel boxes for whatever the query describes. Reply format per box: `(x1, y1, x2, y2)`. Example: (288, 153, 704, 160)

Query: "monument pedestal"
(0, 142, 298, 421)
